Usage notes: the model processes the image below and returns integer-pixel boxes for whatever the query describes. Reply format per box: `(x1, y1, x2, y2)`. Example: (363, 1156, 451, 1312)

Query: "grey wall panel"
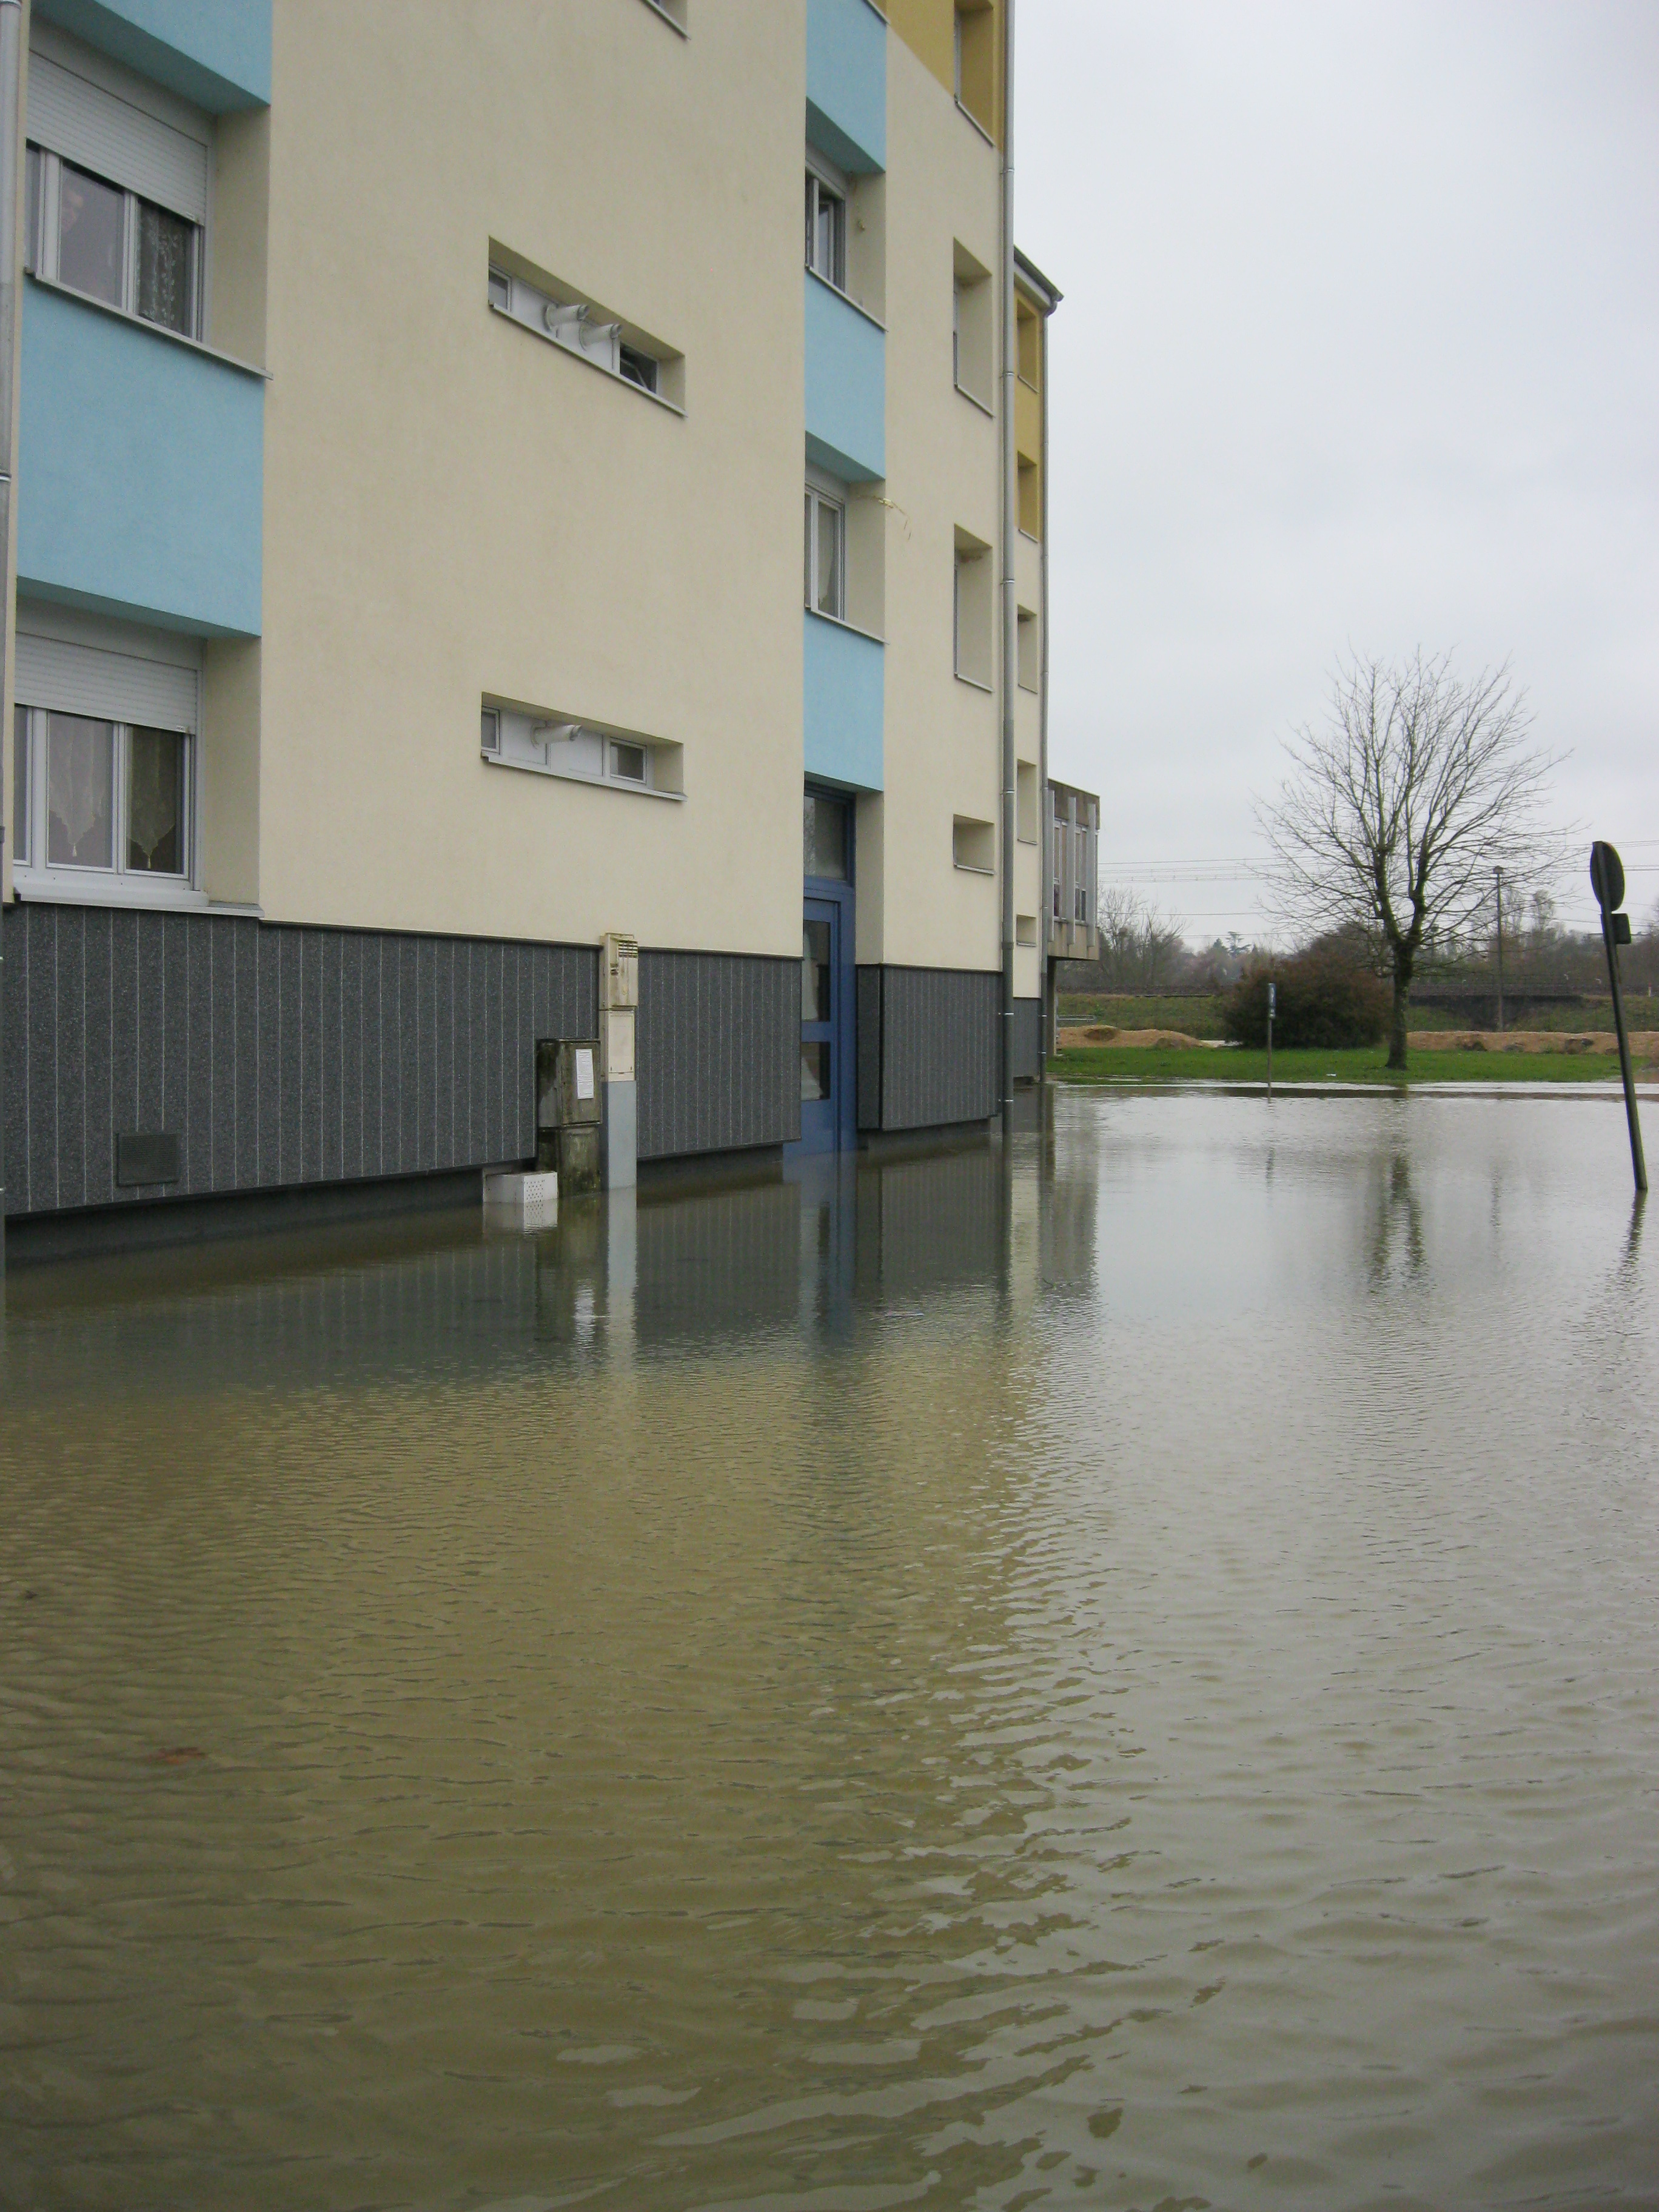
(876, 967, 1000, 1131)
(856, 966, 882, 1131)
(635, 949, 799, 1161)
(2, 905, 596, 1219)
(1010, 995, 1042, 1084)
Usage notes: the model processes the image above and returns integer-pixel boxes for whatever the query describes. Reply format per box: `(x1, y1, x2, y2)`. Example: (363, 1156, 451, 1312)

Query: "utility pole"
(0, 0, 22, 1279)
(1493, 865, 1504, 1034)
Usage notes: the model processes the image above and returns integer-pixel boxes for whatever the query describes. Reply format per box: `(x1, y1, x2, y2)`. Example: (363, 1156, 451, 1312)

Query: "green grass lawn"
(1050, 1043, 1646, 1087)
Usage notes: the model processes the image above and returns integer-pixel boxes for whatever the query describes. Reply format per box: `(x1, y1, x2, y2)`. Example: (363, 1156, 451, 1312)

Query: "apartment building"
(1, 0, 1059, 1230)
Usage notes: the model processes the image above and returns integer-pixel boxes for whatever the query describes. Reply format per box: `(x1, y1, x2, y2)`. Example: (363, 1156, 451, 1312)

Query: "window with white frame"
(23, 35, 209, 340)
(804, 155, 848, 292)
(12, 622, 199, 893)
(803, 483, 845, 622)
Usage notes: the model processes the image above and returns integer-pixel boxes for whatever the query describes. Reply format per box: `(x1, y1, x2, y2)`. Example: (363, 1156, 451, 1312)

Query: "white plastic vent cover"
(15, 629, 200, 733)
(27, 53, 208, 224)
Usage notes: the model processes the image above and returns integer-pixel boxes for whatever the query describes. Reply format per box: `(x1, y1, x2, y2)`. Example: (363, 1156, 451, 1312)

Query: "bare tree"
(1094, 883, 1188, 993)
(1257, 653, 1566, 1068)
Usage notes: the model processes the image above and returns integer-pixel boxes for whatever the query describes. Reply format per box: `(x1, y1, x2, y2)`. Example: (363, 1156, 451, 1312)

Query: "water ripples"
(1, 1093, 1655, 2208)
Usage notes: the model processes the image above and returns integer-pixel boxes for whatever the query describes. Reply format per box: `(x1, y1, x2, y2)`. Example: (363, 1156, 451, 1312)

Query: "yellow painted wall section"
(255, 1, 805, 957)
(885, 0, 955, 95)
(1014, 297, 1044, 534)
(886, 0, 1004, 145)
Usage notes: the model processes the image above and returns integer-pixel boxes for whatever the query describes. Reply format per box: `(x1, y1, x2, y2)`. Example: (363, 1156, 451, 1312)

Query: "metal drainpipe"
(0, 0, 22, 1277)
(1038, 278, 1052, 1067)
(998, 0, 1017, 1114)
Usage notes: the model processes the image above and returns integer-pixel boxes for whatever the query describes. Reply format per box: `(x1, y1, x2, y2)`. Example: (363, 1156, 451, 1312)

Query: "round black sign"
(1590, 841, 1625, 914)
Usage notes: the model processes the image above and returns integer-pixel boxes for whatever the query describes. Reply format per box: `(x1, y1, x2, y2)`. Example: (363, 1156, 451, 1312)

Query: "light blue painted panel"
(805, 273, 884, 484)
(19, 283, 263, 637)
(806, 0, 885, 173)
(805, 611, 883, 792)
(34, 0, 269, 110)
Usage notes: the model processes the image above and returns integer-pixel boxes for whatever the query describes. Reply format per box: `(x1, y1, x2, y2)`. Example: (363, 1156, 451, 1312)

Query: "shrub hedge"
(1224, 947, 1390, 1048)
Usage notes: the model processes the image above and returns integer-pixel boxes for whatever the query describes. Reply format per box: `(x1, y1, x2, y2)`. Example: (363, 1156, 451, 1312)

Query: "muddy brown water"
(2, 1091, 1655, 2210)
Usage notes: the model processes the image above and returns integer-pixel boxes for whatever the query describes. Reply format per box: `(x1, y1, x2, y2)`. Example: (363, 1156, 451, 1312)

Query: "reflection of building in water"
(8, 1139, 1062, 1387)
(1034, 1091, 1099, 1305)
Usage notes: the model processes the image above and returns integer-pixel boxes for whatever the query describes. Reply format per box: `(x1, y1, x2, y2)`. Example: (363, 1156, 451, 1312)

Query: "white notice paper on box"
(575, 1047, 595, 1102)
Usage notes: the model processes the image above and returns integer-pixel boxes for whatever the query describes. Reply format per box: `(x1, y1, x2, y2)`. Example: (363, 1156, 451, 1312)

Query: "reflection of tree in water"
(1367, 1149, 1424, 1288)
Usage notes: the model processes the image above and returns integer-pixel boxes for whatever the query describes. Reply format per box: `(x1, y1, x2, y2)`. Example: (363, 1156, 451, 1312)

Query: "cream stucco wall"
(254, 0, 806, 958)
(874, 25, 1005, 977)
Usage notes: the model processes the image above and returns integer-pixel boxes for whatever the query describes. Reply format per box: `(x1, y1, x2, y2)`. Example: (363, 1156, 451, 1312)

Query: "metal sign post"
(1267, 979, 1275, 1098)
(1590, 840, 1647, 1196)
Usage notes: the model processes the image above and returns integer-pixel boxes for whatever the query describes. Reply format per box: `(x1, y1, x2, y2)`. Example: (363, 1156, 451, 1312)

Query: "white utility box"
(601, 1007, 635, 1082)
(600, 931, 639, 1010)
(482, 1168, 558, 1229)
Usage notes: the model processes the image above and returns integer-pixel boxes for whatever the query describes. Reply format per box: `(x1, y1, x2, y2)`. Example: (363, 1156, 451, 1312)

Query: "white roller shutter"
(15, 631, 199, 733)
(27, 53, 208, 224)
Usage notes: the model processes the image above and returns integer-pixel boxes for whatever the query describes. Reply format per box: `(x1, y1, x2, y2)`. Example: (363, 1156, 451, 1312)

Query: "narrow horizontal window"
(488, 254, 679, 406)
(480, 699, 682, 797)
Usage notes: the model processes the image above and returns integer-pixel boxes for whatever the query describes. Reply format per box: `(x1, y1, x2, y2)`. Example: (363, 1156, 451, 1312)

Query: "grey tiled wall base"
(856, 966, 1002, 1132)
(1010, 996, 1042, 1085)
(1, 908, 811, 1220)
(635, 948, 800, 1161)
(2, 902, 599, 1218)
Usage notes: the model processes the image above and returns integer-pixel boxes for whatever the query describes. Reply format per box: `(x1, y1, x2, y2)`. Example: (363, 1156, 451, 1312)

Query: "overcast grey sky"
(1018, 0, 1659, 943)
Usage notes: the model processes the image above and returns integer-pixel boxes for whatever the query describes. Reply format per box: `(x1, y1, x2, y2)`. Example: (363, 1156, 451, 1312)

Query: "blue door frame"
(796, 880, 856, 1153)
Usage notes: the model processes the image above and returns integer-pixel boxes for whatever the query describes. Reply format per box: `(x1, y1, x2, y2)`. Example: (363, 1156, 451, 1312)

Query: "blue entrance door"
(799, 893, 853, 1152)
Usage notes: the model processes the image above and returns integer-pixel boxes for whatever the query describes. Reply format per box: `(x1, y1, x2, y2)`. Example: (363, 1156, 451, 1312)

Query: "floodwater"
(2, 1090, 1656, 2212)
